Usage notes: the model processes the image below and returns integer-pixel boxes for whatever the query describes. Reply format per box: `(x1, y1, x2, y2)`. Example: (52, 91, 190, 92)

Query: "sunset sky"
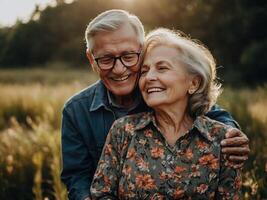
(0, 0, 133, 27)
(0, 0, 55, 26)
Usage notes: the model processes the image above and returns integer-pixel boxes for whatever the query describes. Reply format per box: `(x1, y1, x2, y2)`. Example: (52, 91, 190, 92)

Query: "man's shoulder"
(63, 80, 100, 109)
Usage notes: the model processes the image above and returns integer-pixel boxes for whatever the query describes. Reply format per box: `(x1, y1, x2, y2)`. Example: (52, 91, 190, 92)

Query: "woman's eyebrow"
(156, 60, 171, 66)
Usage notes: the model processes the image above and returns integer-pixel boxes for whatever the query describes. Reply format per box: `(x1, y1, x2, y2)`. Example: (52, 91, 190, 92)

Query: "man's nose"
(112, 59, 127, 74)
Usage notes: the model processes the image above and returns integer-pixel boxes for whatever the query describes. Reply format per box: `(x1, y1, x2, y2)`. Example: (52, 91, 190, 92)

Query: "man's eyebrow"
(121, 50, 139, 54)
(96, 53, 114, 58)
(97, 51, 138, 58)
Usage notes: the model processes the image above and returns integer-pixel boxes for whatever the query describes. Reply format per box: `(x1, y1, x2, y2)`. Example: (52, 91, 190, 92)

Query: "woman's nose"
(145, 69, 157, 81)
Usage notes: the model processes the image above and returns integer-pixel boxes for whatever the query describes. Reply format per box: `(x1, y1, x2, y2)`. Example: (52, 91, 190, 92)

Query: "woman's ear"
(188, 75, 201, 94)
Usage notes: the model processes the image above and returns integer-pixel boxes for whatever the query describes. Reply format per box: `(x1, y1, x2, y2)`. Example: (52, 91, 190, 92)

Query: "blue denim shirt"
(61, 80, 239, 200)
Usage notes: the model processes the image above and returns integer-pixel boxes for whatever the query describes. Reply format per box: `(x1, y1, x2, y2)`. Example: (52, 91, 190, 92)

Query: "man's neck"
(115, 94, 135, 108)
(108, 90, 137, 108)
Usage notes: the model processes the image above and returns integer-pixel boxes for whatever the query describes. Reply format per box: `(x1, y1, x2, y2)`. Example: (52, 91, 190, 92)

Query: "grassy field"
(0, 68, 266, 199)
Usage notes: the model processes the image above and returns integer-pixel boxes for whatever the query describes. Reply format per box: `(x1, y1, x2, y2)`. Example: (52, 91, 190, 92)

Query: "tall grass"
(0, 68, 266, 199)
(0, 67, 96, 85)
(0, 68, 98, 199)
(218, 86, 267, 198)
(0, 83, 87, 130)
(0, 116, 67, 199)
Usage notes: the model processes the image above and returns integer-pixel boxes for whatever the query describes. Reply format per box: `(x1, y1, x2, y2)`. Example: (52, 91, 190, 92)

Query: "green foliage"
(218, 87, 267, 198)
(240, 40, 267, 85)
(0, 0, 266, 85)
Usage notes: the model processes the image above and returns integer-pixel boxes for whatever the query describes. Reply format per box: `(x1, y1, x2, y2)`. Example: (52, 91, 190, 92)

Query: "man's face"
(87, 23, 141, 97)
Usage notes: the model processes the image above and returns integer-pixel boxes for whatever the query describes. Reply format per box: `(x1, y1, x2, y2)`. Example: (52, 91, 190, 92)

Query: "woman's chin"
(145, 100, 164, 109)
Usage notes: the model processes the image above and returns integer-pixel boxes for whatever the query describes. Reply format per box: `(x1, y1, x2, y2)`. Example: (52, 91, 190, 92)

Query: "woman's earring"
(188, 89, 194, 94)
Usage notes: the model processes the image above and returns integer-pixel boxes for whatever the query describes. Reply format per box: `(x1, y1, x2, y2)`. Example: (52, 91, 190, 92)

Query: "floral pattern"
(90, 112, 241, 199)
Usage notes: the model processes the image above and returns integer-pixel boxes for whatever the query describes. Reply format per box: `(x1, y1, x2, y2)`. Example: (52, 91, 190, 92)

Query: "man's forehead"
(92, 23, 140, 45)
(93, 44, 141, 57)
(92, 36, 141, 56)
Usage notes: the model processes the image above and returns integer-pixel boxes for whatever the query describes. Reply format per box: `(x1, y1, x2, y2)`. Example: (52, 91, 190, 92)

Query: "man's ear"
(86, 49, 94, 66)
(86, 49, 98, 72)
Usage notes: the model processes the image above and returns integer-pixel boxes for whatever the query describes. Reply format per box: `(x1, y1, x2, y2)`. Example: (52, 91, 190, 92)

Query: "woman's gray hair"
(85, 9, 145, 51)
(144, 28, 222, 118)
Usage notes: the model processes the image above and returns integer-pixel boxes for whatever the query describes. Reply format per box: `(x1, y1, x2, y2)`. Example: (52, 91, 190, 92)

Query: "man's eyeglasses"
(93, 51, 141, 70)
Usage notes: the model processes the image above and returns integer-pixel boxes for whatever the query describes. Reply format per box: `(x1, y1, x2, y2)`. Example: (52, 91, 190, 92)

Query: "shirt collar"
(90, 80, 109, 111)
(134, 112, 214, 142)
(193, 116, 215, 142)
(90, 80, 144, 112)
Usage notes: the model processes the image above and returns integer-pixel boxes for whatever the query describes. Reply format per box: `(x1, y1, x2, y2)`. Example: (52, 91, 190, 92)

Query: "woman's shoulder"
(114, 111, 152, 125)
(111, 111, 153, 136)
(195, 115, 229, 142)
(107, 112, 153, 151)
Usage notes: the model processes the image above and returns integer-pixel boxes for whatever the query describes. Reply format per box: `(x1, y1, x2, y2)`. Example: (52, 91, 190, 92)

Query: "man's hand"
(221, 128, 250, 168)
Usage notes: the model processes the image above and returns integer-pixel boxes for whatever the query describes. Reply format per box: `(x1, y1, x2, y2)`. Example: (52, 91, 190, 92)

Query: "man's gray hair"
(144, 28, 222, 118)
(85, 9, 145, 51)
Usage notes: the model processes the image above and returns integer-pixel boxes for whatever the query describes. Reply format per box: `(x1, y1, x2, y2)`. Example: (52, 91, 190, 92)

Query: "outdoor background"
(0, 0, 266, 199)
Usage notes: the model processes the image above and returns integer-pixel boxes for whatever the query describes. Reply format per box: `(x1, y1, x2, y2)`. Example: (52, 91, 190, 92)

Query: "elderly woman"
(90, 28, 241, 199)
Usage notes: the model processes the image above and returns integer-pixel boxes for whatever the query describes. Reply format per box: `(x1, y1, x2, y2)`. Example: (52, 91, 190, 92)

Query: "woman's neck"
(154, 103, 193, 146)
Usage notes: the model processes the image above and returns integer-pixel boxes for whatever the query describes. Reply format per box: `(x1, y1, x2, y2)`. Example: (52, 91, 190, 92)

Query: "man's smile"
(110, 74, 131, 82)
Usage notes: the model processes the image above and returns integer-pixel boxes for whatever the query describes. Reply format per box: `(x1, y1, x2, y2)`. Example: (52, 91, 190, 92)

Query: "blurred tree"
(30, 5, 41, 21)
(55, 0, 65, 5)
(241, 40, 267, 85)
(0, 0, 266, 85)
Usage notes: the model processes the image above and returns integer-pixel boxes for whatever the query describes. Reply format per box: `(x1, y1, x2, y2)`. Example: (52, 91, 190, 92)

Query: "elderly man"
(61, 9, 249, 200)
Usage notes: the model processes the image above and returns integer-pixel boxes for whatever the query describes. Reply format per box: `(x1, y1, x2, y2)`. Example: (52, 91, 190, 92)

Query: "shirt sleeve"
(206, 104, 240, 129)
(215, 145, 242, 199)
(61, 107, 93, 200)
(90, 120, 123, 200)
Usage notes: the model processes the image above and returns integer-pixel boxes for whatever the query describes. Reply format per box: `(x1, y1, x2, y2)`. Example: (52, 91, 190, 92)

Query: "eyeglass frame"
(91, 49, 142, 70)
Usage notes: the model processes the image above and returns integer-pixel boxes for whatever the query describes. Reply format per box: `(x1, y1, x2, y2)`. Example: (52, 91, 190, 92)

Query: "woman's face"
(139, 45, 196, 110)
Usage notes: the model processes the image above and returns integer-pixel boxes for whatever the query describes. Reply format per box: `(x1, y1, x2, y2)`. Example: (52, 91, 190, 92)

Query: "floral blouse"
(90, 112, 241, 199)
